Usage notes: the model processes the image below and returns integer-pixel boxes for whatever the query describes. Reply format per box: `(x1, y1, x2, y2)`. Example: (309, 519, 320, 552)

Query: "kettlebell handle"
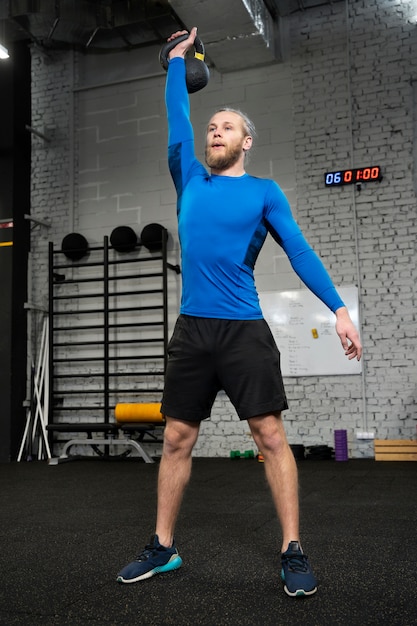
(159, 33, 206, 71)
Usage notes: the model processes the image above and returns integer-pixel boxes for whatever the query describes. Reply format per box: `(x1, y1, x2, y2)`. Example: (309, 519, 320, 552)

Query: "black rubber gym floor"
(0, 457, 416, 625)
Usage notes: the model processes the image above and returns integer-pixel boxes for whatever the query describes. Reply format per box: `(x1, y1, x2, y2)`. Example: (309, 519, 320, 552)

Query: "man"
(117, 28, 362, 597)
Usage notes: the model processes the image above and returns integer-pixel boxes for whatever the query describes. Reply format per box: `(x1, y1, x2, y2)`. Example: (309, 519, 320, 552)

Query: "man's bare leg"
(248, 412, 299, 552)
(116, 417, 198, 583)
(155, 417, 200, 548)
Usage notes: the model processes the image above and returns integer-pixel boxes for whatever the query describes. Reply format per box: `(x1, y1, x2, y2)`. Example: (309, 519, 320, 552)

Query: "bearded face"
(205, 140, 244, 171)
(204, 111, 251, 173)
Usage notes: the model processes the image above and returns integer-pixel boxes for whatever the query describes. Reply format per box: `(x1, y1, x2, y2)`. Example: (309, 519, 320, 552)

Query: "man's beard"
(205, 142, 243, 171)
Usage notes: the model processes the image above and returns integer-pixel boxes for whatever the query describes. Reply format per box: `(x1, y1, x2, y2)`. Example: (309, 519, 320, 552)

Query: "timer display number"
(325, 166, 382, 187)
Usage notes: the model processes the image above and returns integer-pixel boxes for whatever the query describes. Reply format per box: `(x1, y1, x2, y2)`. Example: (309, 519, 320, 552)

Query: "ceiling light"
(0, 44, 9, 59)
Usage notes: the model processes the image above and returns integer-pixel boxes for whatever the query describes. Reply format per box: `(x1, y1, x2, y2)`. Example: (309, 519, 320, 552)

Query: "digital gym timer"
(324, 166, 382, 187)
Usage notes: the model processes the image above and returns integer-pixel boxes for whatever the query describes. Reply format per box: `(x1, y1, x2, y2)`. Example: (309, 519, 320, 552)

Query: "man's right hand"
(167, 27, 197, 60)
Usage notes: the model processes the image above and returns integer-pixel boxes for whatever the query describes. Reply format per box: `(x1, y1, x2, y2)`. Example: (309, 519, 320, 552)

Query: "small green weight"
(230, 450, 255, 459)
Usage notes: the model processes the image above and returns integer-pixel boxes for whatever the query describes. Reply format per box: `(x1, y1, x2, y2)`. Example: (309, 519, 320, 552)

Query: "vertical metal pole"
(48, 242, 54, 439)
(103, 236, 109, 424)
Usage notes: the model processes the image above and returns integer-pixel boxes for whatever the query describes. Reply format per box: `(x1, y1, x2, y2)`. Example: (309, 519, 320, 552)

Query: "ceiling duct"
(169, 0, 281, 72)
(0, 0, 344, 68)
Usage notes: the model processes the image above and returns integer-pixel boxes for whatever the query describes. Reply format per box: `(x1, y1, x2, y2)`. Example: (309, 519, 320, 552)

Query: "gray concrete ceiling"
(0, 0, 343, 71)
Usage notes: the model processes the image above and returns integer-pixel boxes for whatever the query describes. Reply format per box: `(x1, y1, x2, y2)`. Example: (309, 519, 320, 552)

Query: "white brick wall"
(30, 1, 417, 459)
(288, 0, 417, 456)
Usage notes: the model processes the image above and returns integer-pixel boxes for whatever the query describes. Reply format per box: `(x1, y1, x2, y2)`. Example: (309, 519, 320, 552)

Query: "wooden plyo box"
(374, 439, 417, 461)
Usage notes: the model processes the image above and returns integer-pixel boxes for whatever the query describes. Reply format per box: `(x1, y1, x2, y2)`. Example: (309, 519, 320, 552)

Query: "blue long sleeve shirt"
(166, 57, 344, 320)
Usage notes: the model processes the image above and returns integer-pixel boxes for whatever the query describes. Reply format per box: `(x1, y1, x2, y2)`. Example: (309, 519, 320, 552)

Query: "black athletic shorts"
(161, 315, 288, 422)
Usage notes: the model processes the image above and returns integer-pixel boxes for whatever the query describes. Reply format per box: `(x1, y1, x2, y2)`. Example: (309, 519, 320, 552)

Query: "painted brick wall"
(30, 0, 417, 459)
(287, 0, 417, 457)
(31, 49, 74, 302)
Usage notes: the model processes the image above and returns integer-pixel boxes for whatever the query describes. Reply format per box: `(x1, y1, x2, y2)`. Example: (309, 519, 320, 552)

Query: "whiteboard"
(259, 287, 362, 377)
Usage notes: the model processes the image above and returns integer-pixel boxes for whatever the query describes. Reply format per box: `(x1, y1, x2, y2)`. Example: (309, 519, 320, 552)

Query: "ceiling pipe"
(85, 26, 100, 49)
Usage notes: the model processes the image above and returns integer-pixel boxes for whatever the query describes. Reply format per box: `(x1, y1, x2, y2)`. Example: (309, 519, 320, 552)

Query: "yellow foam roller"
(115, 402, 165, 423)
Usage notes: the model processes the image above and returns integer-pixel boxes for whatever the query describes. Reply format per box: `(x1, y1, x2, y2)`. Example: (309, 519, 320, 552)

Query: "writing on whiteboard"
(259, 287, 362, 377)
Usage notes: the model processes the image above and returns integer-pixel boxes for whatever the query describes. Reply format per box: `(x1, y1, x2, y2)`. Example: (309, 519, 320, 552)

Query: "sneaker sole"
(283, 584, 317, 597)
(116, 555, 183, 584)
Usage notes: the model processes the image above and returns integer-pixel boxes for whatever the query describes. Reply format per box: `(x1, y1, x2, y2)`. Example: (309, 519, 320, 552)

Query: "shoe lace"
(135, 542, 156, 563)
(282, 552, 310, 574)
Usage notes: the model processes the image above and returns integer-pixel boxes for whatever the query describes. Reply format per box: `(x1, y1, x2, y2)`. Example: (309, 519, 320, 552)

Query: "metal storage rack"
(47, 233, 169, 458)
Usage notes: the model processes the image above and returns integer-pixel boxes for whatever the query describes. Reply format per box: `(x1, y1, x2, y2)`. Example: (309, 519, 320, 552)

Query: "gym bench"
(46, 422, 163, 465)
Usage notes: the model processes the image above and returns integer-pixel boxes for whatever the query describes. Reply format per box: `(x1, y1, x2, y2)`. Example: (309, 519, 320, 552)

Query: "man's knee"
(249, 413, 288, 454)
(163, 417, 200, 455)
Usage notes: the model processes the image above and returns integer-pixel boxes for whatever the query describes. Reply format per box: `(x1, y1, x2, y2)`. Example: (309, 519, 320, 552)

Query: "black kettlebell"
(159, 32, 210, 94)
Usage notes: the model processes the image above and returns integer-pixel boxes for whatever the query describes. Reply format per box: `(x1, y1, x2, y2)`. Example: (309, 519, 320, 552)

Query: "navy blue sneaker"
(117, 534, 182, 584)
(281, 541, 318, 597)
